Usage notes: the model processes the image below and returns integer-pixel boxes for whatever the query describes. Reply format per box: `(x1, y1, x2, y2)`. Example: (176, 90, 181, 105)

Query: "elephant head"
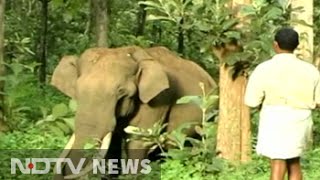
(51, 46, 170, 179)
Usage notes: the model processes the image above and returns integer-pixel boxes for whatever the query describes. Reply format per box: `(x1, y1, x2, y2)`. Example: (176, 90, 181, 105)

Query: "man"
(244, 27, 320, 180)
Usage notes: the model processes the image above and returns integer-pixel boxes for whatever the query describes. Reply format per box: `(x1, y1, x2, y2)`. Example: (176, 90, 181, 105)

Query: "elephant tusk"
(64, 132, 112, 179)
(53, 134, 75, 174)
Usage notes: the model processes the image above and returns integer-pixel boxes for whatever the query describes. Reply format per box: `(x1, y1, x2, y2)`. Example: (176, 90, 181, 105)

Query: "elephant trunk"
(64, 132, 112, 179)
(58, 102, 117, 179)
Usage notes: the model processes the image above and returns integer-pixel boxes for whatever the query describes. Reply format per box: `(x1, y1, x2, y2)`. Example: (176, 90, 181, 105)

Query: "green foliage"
(0, 128, 69, 180)
(141, 0, 291, 77)
(311, 110, 320, 147)
(229, 0, 290, 69)
(1, 61, 39, 130)
(0, 127, 68, 149)
(0, 59, 68, 131)
(125, 121, 168, 153)
(37, 99, 76, 136)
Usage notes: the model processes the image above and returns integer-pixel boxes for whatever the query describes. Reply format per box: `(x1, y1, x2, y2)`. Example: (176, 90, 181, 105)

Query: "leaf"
(263, 7, 283, 20)
(204, 95, 219, 109)
(205, 110, 218, 121)
(55, 121, 71, 134)
(23, 62, 40, 72)
(84, 141, 97, 150)
(8, 63, 24, 76)
(52, 103, 69, 118)
(49, 126, 65, 136)
(222, 19, 238, 31)
(194, 125, 204, 136)
(62, 118, 75, 131)
(223, 31, 241, 40)
(176, 95, 202, 106)
(194, 21, 212, 32)
(139, 1, 163, 9)
(63, 13, 73, 23)
(52, 0, 64, 8)
(146, 14, 174, 22)
(163, 149, 191, 160)
(205, 158, 225, 172)
(21, 38, 31, 44)
(39, 106, 48, 118)
(240, 5, 256, 16)
(23, 47, 35, 55)
(68, 99, 77, 112)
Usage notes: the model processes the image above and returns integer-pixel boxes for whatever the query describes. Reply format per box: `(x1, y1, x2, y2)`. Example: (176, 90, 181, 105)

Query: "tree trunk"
(291, 0, 313, 63)
(215, 0, 252, 163)
(135, 2, 147, 36)
(91, 0, 108, 47)
(291, 0, 314, 146)
(38, 0, 48, 85)
(0, 0, 7, 132)
(151, 23, 162, 44)
(216, 63, 251, 162)
(177, 19, 184, 54)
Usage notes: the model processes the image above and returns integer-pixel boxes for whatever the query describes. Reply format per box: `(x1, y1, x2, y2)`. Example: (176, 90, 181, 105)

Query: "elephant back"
(145, 47, 218, 94)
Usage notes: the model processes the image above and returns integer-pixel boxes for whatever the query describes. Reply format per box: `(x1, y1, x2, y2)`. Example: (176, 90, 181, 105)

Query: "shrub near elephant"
(51, 46, 218, 179)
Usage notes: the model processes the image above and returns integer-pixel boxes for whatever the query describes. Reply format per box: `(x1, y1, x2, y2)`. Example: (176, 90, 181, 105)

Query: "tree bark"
(0, 0, 7, 132)
(91, 0, 108, 47)
(38, 0, 48, 85)
(216, 63, 251, 162)
(215, 0, 252, 163)
(177, 18, 184, 54)
(291, 0, 313, 63)
(135, 2, 147, 36)
(291, 0, 314, 146)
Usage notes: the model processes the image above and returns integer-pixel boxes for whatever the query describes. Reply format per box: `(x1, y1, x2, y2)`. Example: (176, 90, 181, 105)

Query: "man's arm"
(244, 66, 265, 108)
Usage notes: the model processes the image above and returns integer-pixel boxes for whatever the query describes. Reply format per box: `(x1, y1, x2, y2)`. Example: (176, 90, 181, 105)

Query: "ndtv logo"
(11, 158, 152, 175)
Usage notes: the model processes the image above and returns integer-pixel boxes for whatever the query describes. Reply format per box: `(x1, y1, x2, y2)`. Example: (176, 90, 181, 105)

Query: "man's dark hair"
(274, 27, 299, 51)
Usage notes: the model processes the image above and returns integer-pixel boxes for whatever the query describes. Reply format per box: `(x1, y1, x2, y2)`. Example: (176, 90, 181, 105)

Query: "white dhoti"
(256, 105, 313, 159)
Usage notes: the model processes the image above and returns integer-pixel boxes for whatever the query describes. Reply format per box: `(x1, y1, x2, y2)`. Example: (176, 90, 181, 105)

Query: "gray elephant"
(51, 46, 217, 179)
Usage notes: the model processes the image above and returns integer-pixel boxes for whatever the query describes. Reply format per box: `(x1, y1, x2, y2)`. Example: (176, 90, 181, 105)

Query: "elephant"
(51, 46, 218, 179)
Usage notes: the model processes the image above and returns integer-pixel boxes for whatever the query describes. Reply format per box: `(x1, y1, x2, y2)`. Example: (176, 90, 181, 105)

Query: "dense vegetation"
(0, 0, 320, 179)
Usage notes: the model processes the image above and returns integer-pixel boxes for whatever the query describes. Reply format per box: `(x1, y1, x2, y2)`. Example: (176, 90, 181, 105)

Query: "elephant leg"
(126, 104, 169, 172)
(166, 104, 202, 139)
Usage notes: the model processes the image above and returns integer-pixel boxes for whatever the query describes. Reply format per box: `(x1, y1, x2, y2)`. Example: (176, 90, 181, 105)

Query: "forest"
(0, 0, 320, 179)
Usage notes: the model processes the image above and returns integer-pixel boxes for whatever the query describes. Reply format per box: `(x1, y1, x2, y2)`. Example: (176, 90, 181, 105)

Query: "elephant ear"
(132, 49, 169, 103)
(51, 55, 78, 99)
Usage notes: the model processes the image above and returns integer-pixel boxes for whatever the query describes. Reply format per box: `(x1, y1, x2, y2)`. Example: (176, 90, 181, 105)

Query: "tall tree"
(91, 0, 108, 47)
(135, 2, 147, 36)
(314, 0, 320, 68)
(177, 0, 186, 55)
(215, 0, 252, 163)
(291, 0, 313, 63)
(177, 18, 184, 54)
(291, 0, 314, 146)
(38, 0, 49, 85)
(0, 0, 6, 131)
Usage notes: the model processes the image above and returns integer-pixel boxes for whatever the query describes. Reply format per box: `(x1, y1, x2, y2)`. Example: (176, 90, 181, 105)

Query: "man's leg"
(270, 159, 287, 180)
(286, 157, 302, 180)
